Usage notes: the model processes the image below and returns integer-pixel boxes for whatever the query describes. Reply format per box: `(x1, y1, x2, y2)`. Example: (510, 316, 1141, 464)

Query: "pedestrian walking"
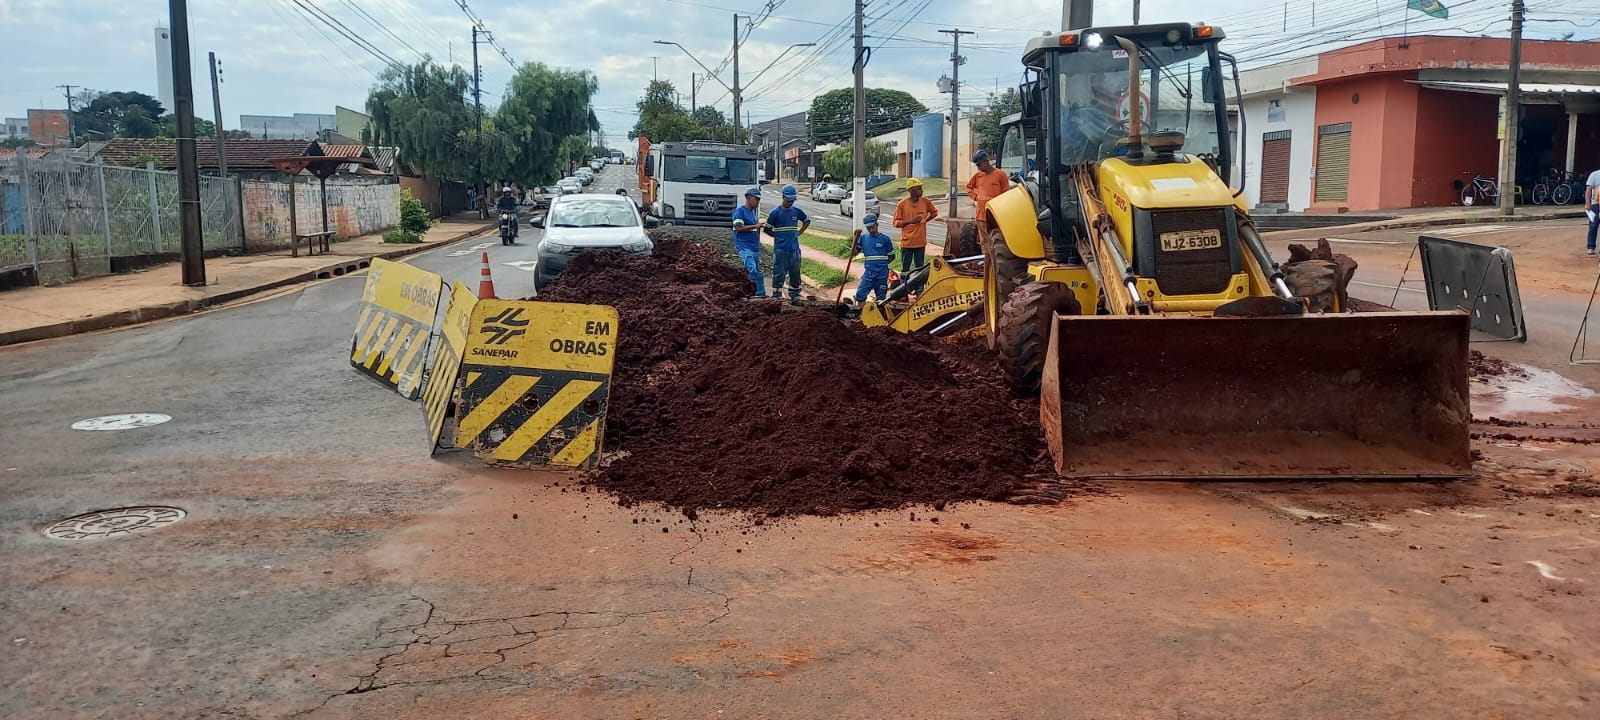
(965, 149, 1010, 244)
(1586, 166, 1600, 256)
(853, 214, 895, 304)
(732, 187, 767, 297)
(891, 178, 938, 293)
(764, 184, 810, 303)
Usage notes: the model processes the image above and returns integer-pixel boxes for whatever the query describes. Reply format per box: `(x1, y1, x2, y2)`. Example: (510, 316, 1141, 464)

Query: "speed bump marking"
(350, 258, 444, 399)
(457, 300, 619, 469)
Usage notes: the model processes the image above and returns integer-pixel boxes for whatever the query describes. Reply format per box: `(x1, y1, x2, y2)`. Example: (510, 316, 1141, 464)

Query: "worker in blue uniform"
(731, 187, 766, 297)
(852, 214, 895, 304)
(763, 184, 810, 304)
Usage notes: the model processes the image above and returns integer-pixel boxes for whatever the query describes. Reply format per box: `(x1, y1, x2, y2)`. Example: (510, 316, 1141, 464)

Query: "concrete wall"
(1236, 90, 1317, 211)
(1311, 74, 1424, 211)
(1411, 89, 1499, 207)
(240, 176, 399, 249)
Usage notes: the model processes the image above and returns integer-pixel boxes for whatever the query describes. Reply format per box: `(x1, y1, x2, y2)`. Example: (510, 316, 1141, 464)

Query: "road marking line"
(1352, 280, 1426, 294)
(1323, 237, 1403, 245)
(1526, 560, 1566, 581)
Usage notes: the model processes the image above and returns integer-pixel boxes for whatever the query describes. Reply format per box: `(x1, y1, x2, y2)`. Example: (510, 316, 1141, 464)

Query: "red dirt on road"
(534, 232, 1061, 516)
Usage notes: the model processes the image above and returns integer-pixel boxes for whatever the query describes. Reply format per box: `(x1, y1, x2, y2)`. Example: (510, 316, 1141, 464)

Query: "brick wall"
(239, 176, 399, 249)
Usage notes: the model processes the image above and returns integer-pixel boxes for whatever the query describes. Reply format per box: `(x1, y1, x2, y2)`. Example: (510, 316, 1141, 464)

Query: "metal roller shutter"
(1259, 130, 1292, 204)
(1314, 123, 1351, 203)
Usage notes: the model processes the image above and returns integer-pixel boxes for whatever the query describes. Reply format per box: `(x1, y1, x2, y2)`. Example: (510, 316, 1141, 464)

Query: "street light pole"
(1499, 0, 1524, 216)
(939, 29, 972, 219)
(732, 14, 743, 143)
(168, 0, 205, 286)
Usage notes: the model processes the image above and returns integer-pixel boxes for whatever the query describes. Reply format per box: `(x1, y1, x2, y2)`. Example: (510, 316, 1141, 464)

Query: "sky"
(2, 0, 1592, 146)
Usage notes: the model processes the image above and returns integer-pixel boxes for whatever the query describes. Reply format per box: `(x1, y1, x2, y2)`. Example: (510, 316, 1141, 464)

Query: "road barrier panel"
(349, 257, 445, 399)
(1417, 235, 1527, 342)
(422, 281, 478, 450)
(456, 300, 620, 470)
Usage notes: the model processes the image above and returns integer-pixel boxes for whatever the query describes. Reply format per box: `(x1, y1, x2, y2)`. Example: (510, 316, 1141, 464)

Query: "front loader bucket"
(1040, 311, 1472, 479)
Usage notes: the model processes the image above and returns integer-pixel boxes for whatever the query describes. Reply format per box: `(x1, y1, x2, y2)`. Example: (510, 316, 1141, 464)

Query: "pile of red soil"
(533, 233, 1055, 516)
(1469, 350, 1528, 379)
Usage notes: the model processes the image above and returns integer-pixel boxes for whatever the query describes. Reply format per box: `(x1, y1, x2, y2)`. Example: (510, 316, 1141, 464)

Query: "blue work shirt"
(732, 204, 762, 251)
(764, 204, 809, 250)
(856, 231, 895, 268)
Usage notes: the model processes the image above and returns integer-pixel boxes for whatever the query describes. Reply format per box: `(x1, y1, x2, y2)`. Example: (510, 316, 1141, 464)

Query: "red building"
(27, 109, 70, 147)
(1293, 36, 1600, 212)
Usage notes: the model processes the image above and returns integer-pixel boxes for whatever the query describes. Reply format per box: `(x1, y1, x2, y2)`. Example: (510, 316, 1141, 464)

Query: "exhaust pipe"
(1114, 36, 1143, 159)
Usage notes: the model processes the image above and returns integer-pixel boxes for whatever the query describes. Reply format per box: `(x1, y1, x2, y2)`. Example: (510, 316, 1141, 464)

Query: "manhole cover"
(44, 506, 186, 540)
(71, 413, 172, 431)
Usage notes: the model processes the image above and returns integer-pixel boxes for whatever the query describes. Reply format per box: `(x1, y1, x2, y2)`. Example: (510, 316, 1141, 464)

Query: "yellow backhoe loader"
(976, 23, 1471, 479)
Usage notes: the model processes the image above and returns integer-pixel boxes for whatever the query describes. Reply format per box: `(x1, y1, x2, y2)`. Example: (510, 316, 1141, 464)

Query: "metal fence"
(0, 154, 241, 286)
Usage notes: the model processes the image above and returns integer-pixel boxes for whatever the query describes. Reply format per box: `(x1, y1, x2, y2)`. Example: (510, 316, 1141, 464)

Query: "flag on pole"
(1407, 0, 1450, 19)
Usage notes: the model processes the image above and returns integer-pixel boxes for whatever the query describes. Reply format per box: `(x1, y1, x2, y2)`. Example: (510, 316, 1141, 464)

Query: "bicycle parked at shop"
(1529, 169, 1585, 205)
(1460, 173, 1500, 206)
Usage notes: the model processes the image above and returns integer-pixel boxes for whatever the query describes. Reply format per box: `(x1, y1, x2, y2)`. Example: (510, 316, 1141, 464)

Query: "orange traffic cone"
(477, 251, 497, 299)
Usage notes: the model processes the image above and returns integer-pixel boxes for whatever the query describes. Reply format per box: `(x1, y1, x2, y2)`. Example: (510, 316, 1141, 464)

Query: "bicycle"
(1461, 173, 1499, 206)
(1553, 172, 1583, 205)
(1529, 168, 1564, 205)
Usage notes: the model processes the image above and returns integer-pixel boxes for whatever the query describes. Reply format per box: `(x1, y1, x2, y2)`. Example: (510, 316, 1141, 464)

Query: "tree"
(157, 114, 216, 139)
(971, 88, 1022, 159)
(365, 59, 476, 182)
(821, 140, 895, 180)
(74, 91, 166, 139)
(630, 80, 700, 143)
(492, 62, 599, 184)
(806, 88, 928, 144)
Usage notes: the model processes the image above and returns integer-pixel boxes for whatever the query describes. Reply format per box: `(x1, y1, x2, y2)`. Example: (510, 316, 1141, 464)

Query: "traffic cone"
(477, 251, 497, 299)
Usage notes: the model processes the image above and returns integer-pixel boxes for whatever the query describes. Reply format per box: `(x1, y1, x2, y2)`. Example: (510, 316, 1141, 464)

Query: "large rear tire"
(983, 226, 1032, 350)
(997, 281, 1081, 395)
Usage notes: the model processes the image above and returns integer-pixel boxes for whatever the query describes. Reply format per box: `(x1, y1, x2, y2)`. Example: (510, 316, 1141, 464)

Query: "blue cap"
(862, 214, 879, 226)
(972, 149, 989, 163)
(744, 187, 762, 198)
(781, 184, 798, 199)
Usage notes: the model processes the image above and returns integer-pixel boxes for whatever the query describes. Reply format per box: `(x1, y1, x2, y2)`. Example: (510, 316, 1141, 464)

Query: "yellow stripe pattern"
(456, 370, 610, 469)
(349, 306, 433, 399)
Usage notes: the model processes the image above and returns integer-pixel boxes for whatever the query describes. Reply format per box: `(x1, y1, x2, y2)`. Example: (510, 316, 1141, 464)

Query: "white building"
(238, 113, 338, 140)
(3, 118, 28, 142)
(1231, 57, 1319, 212)
(154, 27, 175, 114)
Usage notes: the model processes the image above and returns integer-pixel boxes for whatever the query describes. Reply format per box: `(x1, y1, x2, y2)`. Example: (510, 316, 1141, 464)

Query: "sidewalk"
(0, 214, 495, 347)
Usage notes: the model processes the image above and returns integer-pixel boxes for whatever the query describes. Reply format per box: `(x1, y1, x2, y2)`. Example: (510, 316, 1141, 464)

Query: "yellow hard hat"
(905, 178, 923, 189)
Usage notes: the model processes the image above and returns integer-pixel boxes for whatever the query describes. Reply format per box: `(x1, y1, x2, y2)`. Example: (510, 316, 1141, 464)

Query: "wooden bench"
(293, 230, 336, 257)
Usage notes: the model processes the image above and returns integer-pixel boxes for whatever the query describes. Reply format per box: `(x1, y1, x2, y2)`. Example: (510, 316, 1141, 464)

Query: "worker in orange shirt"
(891, 177, 938, 293)
(965, 149, 1010, 245)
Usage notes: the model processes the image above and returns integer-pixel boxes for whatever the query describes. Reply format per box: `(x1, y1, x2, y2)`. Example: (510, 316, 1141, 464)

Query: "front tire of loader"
(997, 281, 1080, 395)
(983, 226, 1031, 351)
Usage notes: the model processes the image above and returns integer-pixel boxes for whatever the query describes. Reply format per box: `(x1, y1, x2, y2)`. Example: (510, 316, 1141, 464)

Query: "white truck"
(641, 141, 761, 227)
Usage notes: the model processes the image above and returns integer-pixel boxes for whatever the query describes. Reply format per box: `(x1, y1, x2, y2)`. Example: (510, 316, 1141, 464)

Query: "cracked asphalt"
(4, 181, 1600, 717)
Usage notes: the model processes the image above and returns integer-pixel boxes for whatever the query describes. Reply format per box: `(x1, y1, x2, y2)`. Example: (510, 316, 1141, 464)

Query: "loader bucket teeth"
(1039, 311, 1473, 479)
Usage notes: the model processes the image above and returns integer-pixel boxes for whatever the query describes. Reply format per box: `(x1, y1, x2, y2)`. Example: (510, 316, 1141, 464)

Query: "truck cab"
(642, 141, 761, 226)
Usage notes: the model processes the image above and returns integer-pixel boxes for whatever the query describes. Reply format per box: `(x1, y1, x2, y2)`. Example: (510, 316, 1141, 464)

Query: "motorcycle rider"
(496, 186, 519, 239)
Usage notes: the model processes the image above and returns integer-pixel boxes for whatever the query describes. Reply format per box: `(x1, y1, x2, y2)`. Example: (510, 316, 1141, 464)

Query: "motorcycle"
(498, 212, 516, 245)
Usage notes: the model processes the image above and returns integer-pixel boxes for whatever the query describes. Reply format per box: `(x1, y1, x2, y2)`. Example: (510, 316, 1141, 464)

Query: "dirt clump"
(1469, 350, 1528, 379)
(532, 234, 1057, 516)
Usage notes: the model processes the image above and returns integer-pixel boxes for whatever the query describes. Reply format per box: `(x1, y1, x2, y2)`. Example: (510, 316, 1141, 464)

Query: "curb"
(1267, 209, 1587, 236)
(0, 222, 495, 348)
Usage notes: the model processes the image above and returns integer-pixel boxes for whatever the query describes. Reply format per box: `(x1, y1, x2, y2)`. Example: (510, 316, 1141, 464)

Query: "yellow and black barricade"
(456, 300, 620, 469)
(421, 281, 478, 451)
(350, 258, 444, 399)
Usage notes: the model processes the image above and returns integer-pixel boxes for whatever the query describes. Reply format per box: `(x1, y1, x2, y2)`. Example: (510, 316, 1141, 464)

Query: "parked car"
(556, 177, 583, 194)
(573, 168, 595, 185)
(839, 190, 880, 218)
(532, 195, 657, 290)
(526, 185, 555, 209)
(813, 182, 848, 203)
(590, 160, 605, 172)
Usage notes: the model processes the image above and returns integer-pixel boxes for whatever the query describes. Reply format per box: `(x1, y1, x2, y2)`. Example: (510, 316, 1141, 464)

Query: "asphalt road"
(3, 176, 1598, 718)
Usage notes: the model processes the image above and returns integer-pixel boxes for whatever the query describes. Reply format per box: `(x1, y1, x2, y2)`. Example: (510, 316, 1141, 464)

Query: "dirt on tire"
(531, 229, 1065, 517)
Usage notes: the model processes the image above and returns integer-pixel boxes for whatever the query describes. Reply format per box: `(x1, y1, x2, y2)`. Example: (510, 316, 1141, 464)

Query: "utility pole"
(208, 52, 228, 179)
(1061, 0, 1092, 30)
(1133, 0, 1141, 24)
(691, 73, 697, 112)
(732, 14, 744, 143)
(57, 84, 78, 146)
(168, 0, 205, 285)
(651, 56, 658, 82)
(472, 26, 483, 196)
(939, 29, 972, 219)
(852, 0, 866, 181)
(1499, 0, 1524, 216)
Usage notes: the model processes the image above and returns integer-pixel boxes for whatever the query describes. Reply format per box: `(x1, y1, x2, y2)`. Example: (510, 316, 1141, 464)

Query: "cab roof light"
(1059, 32, 1077, 46)
(1195, 25, 1215, 38)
